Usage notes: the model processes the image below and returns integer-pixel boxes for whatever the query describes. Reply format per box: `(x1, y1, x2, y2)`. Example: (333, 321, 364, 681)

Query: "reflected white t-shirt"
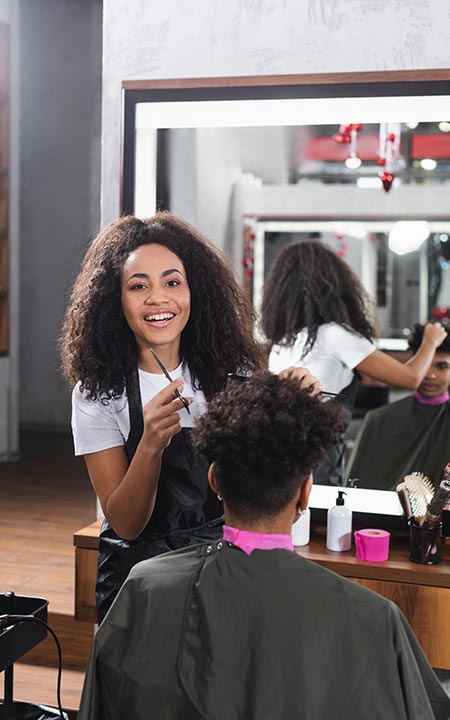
(268, 323, 376, 395)
(71, 363, 207, 456)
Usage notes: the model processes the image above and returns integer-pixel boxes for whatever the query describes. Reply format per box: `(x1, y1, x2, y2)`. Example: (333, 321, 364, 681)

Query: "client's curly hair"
(193, 371, 344, 522)
(60, 212, 264, 401)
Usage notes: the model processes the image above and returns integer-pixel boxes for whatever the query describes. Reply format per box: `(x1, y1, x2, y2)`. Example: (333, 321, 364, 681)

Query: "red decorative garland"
(378, 122, 401, 192)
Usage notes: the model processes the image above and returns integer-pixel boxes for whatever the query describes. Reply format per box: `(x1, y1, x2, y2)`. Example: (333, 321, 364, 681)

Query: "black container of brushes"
(441, 509, 450, 541)
(409, 520, 442, 565)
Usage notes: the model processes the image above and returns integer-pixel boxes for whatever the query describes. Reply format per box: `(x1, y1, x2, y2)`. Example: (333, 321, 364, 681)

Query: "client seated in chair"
(78, 371, 450, 720)
(345, 324, 450, 490)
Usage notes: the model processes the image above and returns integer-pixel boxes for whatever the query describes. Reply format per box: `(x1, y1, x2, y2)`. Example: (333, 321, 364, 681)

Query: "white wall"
(169, 125, 289, 252)
(234, 182, 450, 223)
(102, 0, 450, 227)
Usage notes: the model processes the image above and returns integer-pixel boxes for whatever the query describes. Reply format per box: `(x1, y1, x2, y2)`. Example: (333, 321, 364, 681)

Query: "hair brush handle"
(422, 475, 450, 528)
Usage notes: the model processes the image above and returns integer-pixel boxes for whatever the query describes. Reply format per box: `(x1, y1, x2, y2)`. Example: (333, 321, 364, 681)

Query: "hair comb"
(396, 472, 434, 522)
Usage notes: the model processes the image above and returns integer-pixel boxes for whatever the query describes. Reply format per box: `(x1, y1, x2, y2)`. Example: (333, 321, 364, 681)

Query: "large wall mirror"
(121, 73, 450, 510)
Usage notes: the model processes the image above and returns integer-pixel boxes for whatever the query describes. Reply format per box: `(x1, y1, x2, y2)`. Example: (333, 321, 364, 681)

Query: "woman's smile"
(143, 311, 177, 328)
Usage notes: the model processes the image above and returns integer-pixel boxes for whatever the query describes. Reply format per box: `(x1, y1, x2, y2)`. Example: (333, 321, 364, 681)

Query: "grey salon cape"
(78, 542, 450, 720)
(345, 396, 450, 490)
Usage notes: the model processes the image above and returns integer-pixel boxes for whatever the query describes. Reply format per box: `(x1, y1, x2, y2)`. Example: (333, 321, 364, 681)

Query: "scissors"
(320, 390, 345, 400)
(150, 348, 191, 415)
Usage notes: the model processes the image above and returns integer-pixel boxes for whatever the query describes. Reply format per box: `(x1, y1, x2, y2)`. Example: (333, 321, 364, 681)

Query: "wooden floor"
(0, 432, 96, 717)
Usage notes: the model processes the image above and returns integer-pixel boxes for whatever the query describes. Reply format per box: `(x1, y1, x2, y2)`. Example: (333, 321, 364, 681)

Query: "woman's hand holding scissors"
(142, 379, 192, 452)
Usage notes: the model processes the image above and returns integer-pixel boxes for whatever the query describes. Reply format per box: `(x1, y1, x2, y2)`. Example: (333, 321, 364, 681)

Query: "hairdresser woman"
(262, 240, 446, 485)
(61, 213, 320, 621)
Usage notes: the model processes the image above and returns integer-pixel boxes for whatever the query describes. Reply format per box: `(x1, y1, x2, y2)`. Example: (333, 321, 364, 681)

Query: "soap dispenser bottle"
(326, 490, 352, 551)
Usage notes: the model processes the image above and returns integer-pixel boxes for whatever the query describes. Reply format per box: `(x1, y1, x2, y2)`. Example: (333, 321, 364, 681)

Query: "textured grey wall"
(102, 0, 450, 225)
(19, 0, 102, 428)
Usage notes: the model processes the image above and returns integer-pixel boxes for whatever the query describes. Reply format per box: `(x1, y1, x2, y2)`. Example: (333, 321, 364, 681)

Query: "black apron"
(313, 374, 359, 486)
(96, 368, 223, 622)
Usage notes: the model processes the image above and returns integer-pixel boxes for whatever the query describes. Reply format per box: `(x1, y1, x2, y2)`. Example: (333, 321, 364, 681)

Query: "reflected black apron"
(96, 368, 223, 623)
(313, 374, 359, 486)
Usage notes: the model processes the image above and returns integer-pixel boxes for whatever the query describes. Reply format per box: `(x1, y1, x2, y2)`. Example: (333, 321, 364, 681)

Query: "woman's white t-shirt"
(71, 363, 207, 456)
(268, 323, 376, 395)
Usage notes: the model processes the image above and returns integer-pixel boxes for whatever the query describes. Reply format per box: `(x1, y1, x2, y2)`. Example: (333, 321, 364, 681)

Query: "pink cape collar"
(223, 525, 294, 555)
(414, 390, 449, 406)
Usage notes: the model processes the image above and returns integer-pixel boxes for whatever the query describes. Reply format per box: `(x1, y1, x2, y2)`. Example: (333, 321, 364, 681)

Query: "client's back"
(78, 373, 450, 720)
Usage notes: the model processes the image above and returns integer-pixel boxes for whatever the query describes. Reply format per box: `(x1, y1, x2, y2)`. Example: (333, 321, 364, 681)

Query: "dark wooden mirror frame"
(121, 69, 450, 215)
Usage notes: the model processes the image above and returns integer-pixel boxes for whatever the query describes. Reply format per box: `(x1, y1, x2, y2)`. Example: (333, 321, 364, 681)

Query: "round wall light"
(344, 156, 362, 169)
(419, 158, 437, 170)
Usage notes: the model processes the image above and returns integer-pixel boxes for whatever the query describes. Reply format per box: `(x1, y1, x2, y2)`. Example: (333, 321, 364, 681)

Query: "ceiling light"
(388, 221, 430, 255)
(406, 122, 419, 129)
(438, 121, 450, 133)
(345, 157, 362, 169)
(419, 158, 437, 170)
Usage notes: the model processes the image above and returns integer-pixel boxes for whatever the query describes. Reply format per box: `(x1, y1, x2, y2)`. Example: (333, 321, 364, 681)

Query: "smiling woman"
(59, 211, 265, 621)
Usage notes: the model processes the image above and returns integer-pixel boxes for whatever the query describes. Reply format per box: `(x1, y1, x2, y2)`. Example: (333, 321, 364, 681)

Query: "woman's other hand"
(423, 322, 447, 349)
(278, 366, 323, 397)
(357, 321, 448, 390)
(142, 379, 191, 452)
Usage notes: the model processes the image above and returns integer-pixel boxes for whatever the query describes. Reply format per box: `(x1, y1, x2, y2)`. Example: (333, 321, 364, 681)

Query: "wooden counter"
(73, 519, 101, 625)
(74, 521, 450, 669)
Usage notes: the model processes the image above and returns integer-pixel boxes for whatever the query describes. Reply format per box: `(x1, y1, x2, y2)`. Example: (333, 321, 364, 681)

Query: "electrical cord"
(0, 613, 65, 719)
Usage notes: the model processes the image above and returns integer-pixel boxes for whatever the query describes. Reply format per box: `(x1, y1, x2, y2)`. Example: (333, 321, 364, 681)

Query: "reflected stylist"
(263, 240, 447, 485)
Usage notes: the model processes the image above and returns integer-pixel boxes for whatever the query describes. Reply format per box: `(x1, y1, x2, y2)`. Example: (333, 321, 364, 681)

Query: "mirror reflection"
(131, 98, 450, 493)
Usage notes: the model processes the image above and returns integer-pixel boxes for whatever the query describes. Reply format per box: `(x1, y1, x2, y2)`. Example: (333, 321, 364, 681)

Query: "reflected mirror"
(121, 76, 450, 507)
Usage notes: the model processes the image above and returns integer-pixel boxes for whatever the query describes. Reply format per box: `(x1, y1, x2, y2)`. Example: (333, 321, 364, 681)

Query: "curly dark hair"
(261, 240, 376, 355)
(192, 371, 344, 522)
(60, 212, 264, 401)
(409, 323, 450, 354)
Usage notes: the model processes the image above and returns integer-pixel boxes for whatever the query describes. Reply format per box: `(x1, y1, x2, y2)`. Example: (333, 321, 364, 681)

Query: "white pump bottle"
(326, 490, 352, 551)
